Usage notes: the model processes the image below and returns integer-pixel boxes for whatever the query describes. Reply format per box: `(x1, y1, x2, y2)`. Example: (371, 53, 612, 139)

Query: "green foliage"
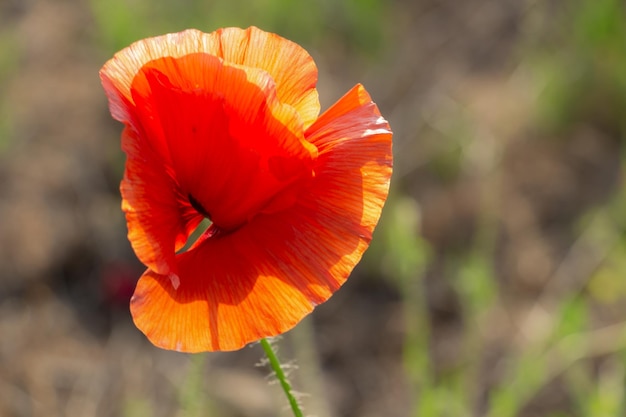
(123, 399, 154, 417)
(532, 0, 626, 133)
(455, 254, 496, 317)
(89, 0, 388, 57)
(179, 353, 212, 417)
(382, 196, 430, 282)
(0, 99, 12, 155)
(0, 32, 18, 154)
(90, 0, 152, 51)
(388, 1, 626, 414)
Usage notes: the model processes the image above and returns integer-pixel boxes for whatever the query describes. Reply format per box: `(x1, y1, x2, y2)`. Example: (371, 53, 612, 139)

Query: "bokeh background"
(2, 0, 626, 416)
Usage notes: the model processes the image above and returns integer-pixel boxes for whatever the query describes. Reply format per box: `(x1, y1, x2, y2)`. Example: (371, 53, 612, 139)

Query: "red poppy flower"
(100, 27, 392, 352)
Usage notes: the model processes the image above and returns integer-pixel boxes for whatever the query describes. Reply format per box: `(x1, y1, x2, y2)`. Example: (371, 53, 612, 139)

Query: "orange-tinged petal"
(305, 84, 393, 232)
(127, 53, 316, 231)
(215, 27, 320, 128)
(130, 84, 392, 352)
(131, 229, 319, 352)
(100, 27, 319, 129)
(120, 128, 203, 279)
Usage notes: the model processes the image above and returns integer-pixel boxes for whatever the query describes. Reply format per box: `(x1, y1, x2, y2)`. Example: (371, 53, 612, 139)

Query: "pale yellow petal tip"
(354, 83, 372, 104)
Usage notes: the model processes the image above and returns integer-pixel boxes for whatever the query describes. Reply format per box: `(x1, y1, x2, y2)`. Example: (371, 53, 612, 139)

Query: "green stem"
(260, 337, 304, 417)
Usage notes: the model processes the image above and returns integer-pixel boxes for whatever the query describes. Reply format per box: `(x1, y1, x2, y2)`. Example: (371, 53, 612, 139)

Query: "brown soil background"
(1, 1, 625, 416)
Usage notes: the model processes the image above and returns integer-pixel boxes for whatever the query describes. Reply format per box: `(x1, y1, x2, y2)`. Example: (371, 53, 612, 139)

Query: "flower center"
(188, 194, 211, 220)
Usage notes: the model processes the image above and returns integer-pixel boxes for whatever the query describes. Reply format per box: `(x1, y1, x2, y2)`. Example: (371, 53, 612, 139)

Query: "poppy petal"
(215, 27, 320, 128)
(120, 127, 204, 280)
(126, 52, 316, 233)
(100, 27, 319, 129)
(130, 84, 392, 352)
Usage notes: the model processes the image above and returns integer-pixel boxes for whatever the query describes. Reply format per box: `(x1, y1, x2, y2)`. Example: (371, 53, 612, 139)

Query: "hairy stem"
(260, 338, 304, 417)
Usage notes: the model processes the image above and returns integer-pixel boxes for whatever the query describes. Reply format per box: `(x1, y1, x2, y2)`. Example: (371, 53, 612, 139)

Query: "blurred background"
(2, 0, 626, 416)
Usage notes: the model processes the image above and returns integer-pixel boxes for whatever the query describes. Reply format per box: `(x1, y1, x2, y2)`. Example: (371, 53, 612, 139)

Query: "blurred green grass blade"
(123, 398, 153, 417)
(381, 197, 434, 411)
(179, 353, 211, 417)
(90, 0, 151, 50)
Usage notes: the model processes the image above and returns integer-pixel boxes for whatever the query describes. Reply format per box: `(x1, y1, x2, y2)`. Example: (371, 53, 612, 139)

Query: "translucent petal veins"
(100, 27, 392, 352)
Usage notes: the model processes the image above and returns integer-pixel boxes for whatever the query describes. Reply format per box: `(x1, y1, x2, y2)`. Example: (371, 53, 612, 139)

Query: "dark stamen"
(188, 194, 211, 219)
